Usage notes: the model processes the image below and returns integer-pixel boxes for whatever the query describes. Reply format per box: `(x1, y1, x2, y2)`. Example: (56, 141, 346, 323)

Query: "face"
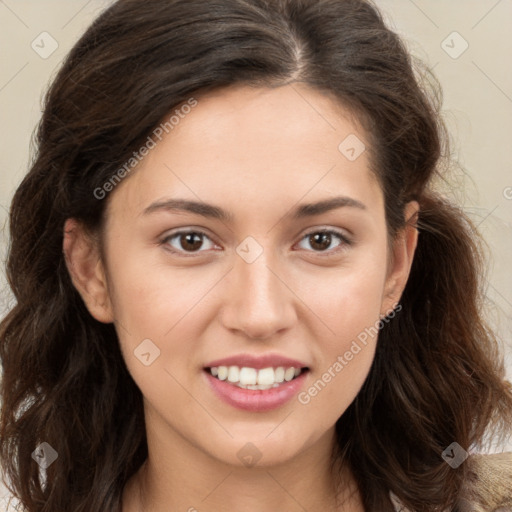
(64, 83, 418, 469)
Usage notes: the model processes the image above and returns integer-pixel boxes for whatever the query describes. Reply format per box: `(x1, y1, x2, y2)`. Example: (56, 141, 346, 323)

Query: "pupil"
(311, 232, 330, 251)
(181, 233, 203, 251)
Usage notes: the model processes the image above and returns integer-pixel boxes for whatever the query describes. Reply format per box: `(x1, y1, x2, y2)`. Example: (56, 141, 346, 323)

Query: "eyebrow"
(142, 195, 366, 222)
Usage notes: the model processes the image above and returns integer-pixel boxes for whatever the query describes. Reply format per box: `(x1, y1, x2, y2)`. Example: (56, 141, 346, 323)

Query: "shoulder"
(458, 451, 512, 512)
(391, 452, 512, 512)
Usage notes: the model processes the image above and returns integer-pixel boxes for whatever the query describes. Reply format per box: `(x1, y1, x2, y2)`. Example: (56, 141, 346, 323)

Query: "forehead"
(105, 83, 382, 222)
(167, 83, 366, 155)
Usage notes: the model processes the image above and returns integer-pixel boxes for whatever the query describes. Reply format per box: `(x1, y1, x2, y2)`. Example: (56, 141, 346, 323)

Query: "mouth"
(205, 365, 309, 390)
(203, 354, 311, 411)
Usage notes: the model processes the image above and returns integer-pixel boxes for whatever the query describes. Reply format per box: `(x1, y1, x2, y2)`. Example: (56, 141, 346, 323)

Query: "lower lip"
(204, 370, 308, 412)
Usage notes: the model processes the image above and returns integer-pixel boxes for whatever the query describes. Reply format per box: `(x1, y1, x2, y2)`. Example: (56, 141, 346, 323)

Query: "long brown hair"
(1, 0, 511, 511)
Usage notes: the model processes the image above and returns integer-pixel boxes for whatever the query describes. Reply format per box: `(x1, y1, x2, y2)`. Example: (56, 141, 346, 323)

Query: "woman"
(1, 0, 511, 511)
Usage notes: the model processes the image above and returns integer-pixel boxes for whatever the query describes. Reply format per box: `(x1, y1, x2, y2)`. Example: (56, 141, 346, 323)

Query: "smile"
(207, 365, 306, 390)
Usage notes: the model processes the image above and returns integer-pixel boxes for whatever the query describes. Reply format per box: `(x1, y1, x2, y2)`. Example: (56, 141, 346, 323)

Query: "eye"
(161, 230, 217, 255)
(160, 227, 351, 257)
(296, 229, 351, 254)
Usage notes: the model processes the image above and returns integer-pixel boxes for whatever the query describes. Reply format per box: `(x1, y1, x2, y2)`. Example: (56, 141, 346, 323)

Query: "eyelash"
(159, 228, 352, 257)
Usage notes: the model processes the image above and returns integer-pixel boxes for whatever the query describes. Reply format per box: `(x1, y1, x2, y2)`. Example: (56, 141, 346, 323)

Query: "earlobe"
(62, 218, 114, 324)
(381, 201, 420, 316)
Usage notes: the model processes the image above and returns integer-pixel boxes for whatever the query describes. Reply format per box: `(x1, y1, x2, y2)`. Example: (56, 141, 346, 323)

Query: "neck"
(122, 409, 364, 512)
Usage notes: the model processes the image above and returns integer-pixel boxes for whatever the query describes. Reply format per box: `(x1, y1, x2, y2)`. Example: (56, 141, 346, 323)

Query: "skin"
(63, 83, 419, 511)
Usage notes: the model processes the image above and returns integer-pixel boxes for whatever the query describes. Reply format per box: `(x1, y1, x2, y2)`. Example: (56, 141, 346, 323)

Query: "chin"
(200, 428, 317, 469)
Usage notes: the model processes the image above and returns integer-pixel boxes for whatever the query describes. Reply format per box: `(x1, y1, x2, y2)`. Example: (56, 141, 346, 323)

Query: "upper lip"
(204, 353, 309, 370)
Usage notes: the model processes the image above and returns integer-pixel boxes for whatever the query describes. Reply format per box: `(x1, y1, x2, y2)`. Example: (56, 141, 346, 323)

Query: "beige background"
(0, 0, 511, 504)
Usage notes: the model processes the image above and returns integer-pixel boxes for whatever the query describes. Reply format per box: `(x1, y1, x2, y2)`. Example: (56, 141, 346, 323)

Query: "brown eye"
(178, 232, 204, 251)
(297, 229, 351, 254)
(162, 230, 216, 254)
(309, 232, 332, 251)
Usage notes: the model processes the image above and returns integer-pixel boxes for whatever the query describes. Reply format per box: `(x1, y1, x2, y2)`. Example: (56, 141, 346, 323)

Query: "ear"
(62, 218, 114, 323)
(380, 201, 419, 316)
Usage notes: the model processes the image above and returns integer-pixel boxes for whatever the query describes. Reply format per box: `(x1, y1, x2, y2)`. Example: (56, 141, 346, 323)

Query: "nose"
(218, 249, 297, 341)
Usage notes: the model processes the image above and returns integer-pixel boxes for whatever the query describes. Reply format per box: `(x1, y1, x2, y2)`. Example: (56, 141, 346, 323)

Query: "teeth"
(239, 367, 257, 385)
(227, 366, 239, 383)
(275, 367, 285, 383)
(257, 367, 275, 386)
(208, 365, 305, 388)
(284, 367, 295, 381)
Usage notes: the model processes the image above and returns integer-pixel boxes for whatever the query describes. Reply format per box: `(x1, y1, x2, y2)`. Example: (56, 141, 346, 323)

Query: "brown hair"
(1, 0, 511, 510)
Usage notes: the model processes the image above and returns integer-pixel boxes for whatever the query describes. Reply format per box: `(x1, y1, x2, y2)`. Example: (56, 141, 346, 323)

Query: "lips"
(204, 353, 309, 370)
(203, 353, 310, 412)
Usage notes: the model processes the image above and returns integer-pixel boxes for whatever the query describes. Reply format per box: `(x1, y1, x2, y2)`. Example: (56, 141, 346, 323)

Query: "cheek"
(107, 262, 203, 417)
(106, 248, 214, 339)
(295, 257, 387, 344)
(102, 249, 202, 383)
(294, 259, 386, 423)
(297, 271, 383, 426)
(300, 343, 376, 433)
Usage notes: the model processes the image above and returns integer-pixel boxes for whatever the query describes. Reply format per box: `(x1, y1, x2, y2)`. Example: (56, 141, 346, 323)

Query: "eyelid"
(159, 226, 352, 256)
(159, 228, 221, 257)
(294, 227, 352, 255)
